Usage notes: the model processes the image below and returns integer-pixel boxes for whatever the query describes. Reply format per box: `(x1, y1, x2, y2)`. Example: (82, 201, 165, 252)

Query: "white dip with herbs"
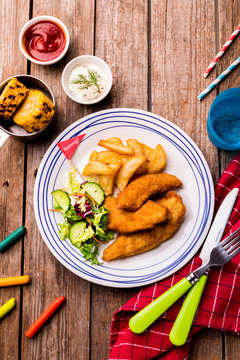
(69, 64, 106, 101)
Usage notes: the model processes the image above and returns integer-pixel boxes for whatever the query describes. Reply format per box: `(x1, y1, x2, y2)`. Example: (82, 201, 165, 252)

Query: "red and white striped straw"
(203, 24, 240, 78)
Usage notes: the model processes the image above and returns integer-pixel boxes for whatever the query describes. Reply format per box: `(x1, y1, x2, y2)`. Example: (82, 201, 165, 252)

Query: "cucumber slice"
(53, 198, 62, 210)
(81, 182, 105, 205)
(52, 190, 71, 212)
(69, 221, 86, 244)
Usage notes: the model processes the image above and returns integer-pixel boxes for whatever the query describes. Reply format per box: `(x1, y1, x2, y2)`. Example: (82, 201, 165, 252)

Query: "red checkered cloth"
(109, 153, 240, 360)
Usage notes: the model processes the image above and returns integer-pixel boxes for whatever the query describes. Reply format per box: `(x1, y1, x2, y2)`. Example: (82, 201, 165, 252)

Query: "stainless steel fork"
(192, 227, 240, 282)
(129, 228, 240, 334)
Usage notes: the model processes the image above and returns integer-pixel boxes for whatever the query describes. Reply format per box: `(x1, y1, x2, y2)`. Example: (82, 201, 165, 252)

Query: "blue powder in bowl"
(212, 113, 240, 144)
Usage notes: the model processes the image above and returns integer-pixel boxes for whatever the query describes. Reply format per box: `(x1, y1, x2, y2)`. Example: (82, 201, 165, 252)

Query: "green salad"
(51, 169, 114, 265)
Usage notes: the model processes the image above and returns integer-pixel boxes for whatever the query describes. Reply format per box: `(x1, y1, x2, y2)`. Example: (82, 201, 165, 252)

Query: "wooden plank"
(0, 1, 29, 359)
(21, 1, 95, 359)
(190, 329, 223, 360)
(217, 0, 240, 359)
(151, 0, 222, 358)
(151, 0, 219, 183)
(91, 1, 148, 358)
(218, 0, 240, 170)
(226, 333, 240, 360)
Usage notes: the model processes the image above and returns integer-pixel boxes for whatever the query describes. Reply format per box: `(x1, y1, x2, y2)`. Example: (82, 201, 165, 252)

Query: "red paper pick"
(57, 134, 86, 160)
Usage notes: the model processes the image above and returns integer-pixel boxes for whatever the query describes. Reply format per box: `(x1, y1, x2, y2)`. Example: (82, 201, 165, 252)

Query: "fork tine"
(220, 228, 240, 247)
(224, 234, 240, 250)
(226, 244, 240, 261)
(224, 235, 240, 253)
(226, 235, 240, 254)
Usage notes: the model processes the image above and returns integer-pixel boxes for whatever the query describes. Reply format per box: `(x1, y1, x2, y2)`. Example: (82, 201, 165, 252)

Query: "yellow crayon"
(0, 298, 16, 319)
(0, 275, 30, 287)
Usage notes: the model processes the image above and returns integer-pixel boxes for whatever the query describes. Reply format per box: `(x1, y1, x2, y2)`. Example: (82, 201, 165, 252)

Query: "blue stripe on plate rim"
(34, 109, 214, 287)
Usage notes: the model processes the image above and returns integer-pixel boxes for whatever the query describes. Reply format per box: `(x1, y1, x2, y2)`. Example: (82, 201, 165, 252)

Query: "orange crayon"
(0, 275, 30, 287)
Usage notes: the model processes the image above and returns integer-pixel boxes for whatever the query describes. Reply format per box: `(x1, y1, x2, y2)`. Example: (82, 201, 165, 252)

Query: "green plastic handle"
(169, 275, 207, 346)
(129, 277, 192, 334)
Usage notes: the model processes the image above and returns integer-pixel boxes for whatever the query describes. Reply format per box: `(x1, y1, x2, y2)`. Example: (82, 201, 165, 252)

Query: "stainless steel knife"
(169, 187, 239, 346)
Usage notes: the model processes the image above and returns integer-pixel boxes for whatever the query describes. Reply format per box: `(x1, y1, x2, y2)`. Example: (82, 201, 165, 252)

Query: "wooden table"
(0, 1, 239, 359)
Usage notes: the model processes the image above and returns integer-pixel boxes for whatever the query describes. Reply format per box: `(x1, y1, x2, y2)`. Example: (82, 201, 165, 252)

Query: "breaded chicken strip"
(116, 173, 182, 211)
(105, 197, 168, 234)
(102, 191, 186, 261)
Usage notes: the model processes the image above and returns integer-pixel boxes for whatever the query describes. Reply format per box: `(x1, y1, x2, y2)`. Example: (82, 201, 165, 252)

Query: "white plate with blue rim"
(34, 108, 214, 288)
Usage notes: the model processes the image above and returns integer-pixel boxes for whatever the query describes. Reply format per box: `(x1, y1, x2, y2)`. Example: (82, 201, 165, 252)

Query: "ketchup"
(23, 20, 66, 62)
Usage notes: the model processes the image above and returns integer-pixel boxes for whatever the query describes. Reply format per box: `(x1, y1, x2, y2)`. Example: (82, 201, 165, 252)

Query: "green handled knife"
(169, 187, 239, 345)
(129, 188, 239, 335)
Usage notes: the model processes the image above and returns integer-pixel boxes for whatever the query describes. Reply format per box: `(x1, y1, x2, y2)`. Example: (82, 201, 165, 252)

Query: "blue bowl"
(207, 88, 240, 150)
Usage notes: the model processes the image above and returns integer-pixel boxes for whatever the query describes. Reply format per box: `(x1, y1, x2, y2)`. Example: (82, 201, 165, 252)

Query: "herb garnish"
(70, 68, 101, 93)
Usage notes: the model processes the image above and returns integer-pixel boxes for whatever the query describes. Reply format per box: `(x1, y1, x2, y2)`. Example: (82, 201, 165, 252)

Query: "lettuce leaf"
(80, 240, 102, 265)
(92, 206, 108, 233)
(64, 205, 82, 222)
(96, 229, 114, 242)
(58, 221, 70, 240)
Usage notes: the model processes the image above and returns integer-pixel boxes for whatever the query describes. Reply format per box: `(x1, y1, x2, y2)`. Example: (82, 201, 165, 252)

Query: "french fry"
(89, 150, 98, 162)
(98, 140, 133, 155)
(97, 151, 129, 164)
(126, 139, 149, 174)
(126, 139, 144, 155)
(99, 175, 115, 196)
(136, 161, 149, 174)
(148, 144, 166, 173)
(142, 144, 154, 161)
(116, 156, 146, 191)
(106, 137, 123, 145)
(99, 164, 121, 196)
(83, 161, 115, 176)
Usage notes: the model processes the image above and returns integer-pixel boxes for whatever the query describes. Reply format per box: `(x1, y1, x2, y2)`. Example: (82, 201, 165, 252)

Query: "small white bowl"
(61, 55, 112, 105)
(19, 15, 70, 65)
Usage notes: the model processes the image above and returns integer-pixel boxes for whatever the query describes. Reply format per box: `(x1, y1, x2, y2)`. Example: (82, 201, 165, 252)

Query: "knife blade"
(199, 187, 239, 263)
(169, 187, 239, 346)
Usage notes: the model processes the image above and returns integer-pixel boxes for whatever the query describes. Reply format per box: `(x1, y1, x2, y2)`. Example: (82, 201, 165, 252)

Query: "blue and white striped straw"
(198, 56, 240, 100)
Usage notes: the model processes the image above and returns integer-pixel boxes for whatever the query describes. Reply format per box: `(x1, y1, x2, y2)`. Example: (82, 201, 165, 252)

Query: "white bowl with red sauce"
(19, 16, 70, 65)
